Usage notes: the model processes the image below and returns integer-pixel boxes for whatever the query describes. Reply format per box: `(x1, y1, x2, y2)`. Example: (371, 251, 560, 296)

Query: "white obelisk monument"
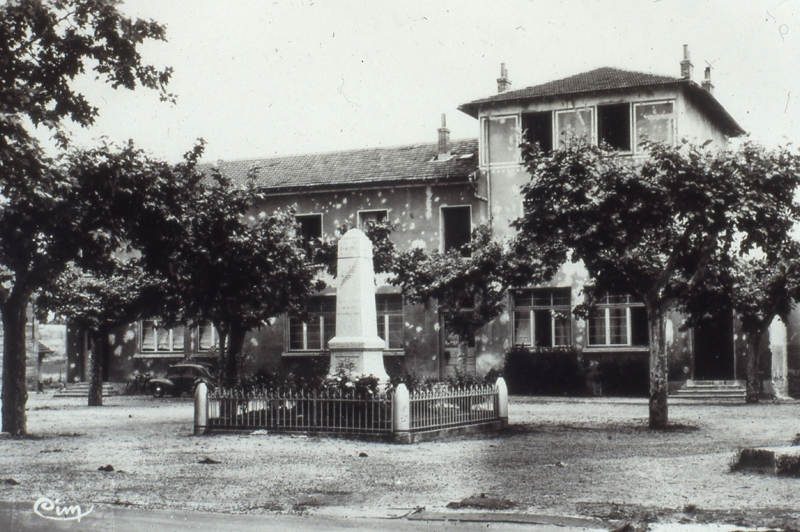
(327, 228, 390, 383)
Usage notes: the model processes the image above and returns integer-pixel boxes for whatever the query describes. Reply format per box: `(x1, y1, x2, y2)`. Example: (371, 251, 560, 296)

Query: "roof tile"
(203, 138, 479, 191)
(458, 67, 744, 136)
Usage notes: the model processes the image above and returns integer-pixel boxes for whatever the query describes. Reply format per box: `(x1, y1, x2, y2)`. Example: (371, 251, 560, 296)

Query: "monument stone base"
(328, 336, 389, 383)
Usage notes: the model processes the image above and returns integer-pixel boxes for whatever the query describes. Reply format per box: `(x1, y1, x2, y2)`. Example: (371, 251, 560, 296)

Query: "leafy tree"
(312, 219, 399, 277)
(0, 0, 172, 434)
(391, 225, 513, 373)
(0, 0, 172, 153)
(37, 260, 165, 406)
(705, 249, 800, 402)
(513, 140, 799, 428)
(164, 170, 321, 388)
(682, 144, 800, 403)
(31, 139, 193, 407)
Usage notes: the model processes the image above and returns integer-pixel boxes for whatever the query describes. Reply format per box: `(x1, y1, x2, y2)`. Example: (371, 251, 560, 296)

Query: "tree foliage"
(29, 140, 190, 407)
(391, 225, 514, 368)
(513, 139, 800, 427)
(311, 219, 399, 278)
(724, 247, 800, 402)
(680, 143, 800, 401)
(0, 0, 172, 435)
(37, 259, 166, 405)
(161, 168, 321, 388)
(0, 0, 173, 152)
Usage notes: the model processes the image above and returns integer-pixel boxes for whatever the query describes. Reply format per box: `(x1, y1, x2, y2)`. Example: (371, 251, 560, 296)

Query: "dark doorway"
(693, 307, 735, 380)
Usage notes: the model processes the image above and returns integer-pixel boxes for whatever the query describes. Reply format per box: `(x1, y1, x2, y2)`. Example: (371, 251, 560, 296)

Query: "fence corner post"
(194, 382, 209, 436)
(496, 377, 508, 427)
(392, 383, 410, 443)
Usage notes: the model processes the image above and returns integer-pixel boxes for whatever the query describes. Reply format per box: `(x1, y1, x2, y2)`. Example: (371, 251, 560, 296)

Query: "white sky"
(60, 0, 800, 163)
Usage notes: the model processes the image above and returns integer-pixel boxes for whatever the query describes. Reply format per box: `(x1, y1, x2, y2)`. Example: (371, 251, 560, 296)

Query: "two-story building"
(66, 133, 490, 385)
(65, 46, 796, 398)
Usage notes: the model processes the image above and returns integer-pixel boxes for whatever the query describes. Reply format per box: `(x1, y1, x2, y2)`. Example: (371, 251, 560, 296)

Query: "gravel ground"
(1, 393, 799, 530)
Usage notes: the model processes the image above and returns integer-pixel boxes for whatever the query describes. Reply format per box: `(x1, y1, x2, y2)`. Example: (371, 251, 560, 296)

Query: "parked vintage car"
(150, 363, 217, 398)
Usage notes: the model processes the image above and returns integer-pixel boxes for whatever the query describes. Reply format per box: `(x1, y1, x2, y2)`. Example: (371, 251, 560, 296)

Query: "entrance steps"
(53, 382, 119, 398)
(670, 380, 746, 402)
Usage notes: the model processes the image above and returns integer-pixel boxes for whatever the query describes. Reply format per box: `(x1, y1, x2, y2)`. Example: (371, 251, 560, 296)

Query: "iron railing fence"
(409, 384, 499, 431)
(200, 381, 505, 438)
(207, 388, 393, 434)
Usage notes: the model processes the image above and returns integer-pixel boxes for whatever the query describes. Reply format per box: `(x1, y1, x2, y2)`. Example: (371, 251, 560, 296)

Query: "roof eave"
(457, 103, 480, 119)
(682, 82, 746, 137)
(254, 173, 476, 195)
(460, 80, 746, 137)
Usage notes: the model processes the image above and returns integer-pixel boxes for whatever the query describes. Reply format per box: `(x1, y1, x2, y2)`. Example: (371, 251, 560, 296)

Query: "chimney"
(437, 113, 450, 161)
(680, 44, 693, 80)
(702, 66, 714, 94)
(497, 63, 512, 93)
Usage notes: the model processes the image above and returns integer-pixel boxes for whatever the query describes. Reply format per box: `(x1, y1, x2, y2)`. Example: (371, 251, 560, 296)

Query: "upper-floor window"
(358, 209, 388, 230)
(141, 320, 185, 353)
(481, 115, 519, 165)
(289, 295, 336, 351)
(522, 111, 553, 153)
(441, 205, 472, 256)
(598, 103, 632, 151)
(295, 213, 322, 256)
(634, 101, 675, 150)
(512, 288, 572, 347)
(376, 293, 403, 349)
(488, 100, 676, 160)
(588, 294, 649, 347)
(556, 108, 595, 148)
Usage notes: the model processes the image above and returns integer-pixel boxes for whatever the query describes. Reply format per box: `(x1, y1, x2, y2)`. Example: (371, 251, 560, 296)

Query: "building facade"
(65, 47, 798, 397)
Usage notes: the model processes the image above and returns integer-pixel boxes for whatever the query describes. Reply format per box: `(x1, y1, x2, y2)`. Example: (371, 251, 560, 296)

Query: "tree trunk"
(457, 340, 468, 375)
(743, 331, 763, 404)
(648, 308, 669, 429)
(88, 328, 107, 407)
(224, 322, 247, 388)
(217, 327, 228, 385)
(36, 352, 44, 393)
(1, 299, 29, 436)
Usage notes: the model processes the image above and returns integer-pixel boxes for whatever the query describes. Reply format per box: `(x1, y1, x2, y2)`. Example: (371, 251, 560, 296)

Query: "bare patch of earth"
(1, 394, 799, 530)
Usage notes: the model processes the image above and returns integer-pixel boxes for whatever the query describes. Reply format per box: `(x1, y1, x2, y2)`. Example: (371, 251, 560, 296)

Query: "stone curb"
(406, 510, 621, 529)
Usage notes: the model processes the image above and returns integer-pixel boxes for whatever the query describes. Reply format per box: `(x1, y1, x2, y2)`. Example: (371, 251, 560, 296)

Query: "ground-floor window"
(376, 293, 403, 349)
(512, 287, 572, 347)
(288, 294, 404, 352)
(588, 294, 648, 347)
(289, 296, 336, 351)
(198, 323, 218, 351)
(141, 320, 185, 353)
